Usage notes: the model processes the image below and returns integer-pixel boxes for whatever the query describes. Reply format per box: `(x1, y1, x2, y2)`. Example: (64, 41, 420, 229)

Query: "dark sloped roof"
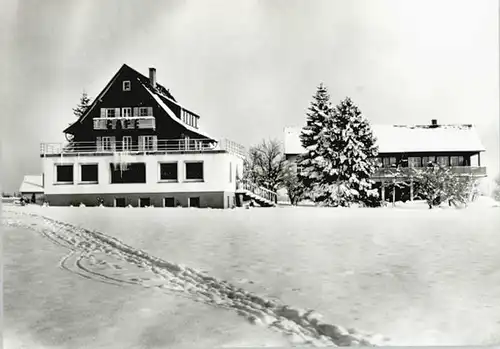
(64, 64, 210, 139)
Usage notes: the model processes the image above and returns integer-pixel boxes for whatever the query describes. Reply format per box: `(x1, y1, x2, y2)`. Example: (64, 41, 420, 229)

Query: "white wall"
(43, 152, 244, 195)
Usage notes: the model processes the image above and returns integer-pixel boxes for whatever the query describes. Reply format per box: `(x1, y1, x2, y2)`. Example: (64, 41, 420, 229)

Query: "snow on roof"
(284, 124, 486, 155)
(144, 86, 215, 140)
(19, 175, 44, 193)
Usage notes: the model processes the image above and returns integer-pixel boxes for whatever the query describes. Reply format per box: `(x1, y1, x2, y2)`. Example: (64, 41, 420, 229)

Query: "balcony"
(93, 117, 156, 130)
(40, 138, 246, 158)
(372, 166, 487, 180)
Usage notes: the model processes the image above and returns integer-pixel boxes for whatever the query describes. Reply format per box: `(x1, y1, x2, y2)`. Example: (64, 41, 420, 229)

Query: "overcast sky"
(1, 0, 499, 193)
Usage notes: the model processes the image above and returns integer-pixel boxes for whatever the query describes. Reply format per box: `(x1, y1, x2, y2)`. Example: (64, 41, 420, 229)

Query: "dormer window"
(123, 81, 131, 91)
(106, 108, 116, 118)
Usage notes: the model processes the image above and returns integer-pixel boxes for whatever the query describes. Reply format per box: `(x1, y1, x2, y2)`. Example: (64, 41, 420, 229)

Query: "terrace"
(40, 138, 247, 158)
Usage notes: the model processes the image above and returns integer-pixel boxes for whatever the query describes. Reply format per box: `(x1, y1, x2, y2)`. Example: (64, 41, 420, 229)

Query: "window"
(139, 135, 157, 151)
(115, 198, 126, 207)
(185, 162, 204, 181)
(437, 156, 449, 166)
(139, 107, 149, 117)
(80, 164, 98, 183)
(122, 136, 132, 151)
(123, 81, 131, 91)
(101, 136, 116, 151)
(188, 197, 200, 208)
(229, 162, 232, 182)
(56, 165, 74, 183)
(164, 197, 175, 207)
(383, 157, 397, 168)
(139, 198, 150, 207)
(159, 162, 178, 181)
(408, 157, 421, 168)
(422, 156, 437, 166)
(110, 163, 146, 183)
(122, 107, 132, 118)
(450, 156, 464, 167)
(106, 108, 116, 118)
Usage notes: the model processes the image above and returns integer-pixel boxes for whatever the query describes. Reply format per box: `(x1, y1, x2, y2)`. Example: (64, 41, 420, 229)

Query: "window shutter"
(110, 136, 116, 151)
(152, 136, 158, 150)
(147, 107, 153, 116)
(100, 109, 106, 118)
(115, 108, 121, 117)
(96, 136, 102, 151)
(138, 136, 144, 151)
(133, 107, 139, 117)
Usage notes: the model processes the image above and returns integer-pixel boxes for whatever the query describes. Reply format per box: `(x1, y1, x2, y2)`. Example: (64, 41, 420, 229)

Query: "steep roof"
(64, 64, 213, 140)
(19, 175, 44, 193)
(284, 123, 486, 155)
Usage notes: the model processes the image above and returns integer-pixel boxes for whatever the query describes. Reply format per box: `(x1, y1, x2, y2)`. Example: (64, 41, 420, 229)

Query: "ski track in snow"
(4, 209, 390, 347)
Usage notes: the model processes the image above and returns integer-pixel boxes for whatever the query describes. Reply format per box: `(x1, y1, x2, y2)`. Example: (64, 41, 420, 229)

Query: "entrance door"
(188, 197, 200, 208)
(164, 197, 175, 207)
(139, 198, 151, 207)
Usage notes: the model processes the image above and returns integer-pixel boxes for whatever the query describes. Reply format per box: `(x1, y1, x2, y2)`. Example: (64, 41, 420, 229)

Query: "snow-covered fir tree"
(297, 83, 333, 196)
(73, 91, 92, 119)
(313, 97, 380, 207)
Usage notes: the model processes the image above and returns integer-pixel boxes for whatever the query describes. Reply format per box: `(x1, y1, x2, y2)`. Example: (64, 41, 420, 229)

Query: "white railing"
(40, 138, 246, 157)
(218, 138, 247, 158)
(236, 179, 278, 204)
(93, 117, 156, 130)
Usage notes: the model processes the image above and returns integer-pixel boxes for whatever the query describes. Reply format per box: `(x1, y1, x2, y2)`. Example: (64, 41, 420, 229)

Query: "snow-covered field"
(3, 199, 500, 347)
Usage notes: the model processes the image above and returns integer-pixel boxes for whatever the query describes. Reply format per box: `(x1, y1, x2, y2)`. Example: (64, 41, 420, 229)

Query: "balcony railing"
(236, 179, 278, 204)
(372, 166, 487, 179)
(40, 138, 246, 158)
(93, 117, 156, 130)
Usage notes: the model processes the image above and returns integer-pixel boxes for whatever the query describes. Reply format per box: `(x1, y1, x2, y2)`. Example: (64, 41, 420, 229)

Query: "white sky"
(1, 0, 499, 192)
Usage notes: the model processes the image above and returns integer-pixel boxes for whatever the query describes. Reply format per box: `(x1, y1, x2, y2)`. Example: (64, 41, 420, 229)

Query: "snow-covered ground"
(4, 199, 500, 347)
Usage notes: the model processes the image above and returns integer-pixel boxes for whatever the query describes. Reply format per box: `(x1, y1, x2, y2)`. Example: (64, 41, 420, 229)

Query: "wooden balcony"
(372, 166, 487, 180)
(93, 117, 156, 130)
(40, 138, 246, 158)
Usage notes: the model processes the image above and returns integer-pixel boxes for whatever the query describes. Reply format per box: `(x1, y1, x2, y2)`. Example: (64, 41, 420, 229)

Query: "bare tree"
(243, 139, 289, 192)
(411, 163, 477, 209)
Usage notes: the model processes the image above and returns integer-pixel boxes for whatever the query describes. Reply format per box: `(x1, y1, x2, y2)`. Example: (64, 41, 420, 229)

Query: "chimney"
(431, 119, 438, 127)
(149, 67, 156, 88)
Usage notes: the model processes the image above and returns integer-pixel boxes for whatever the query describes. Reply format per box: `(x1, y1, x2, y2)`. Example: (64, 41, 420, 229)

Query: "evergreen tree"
(317, 97, 379, 207)
(297, 83, 333, 197)
(73, 91, 92, 119)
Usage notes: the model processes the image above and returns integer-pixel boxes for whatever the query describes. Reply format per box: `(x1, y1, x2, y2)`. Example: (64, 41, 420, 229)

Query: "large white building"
(40, 64, 257, 208)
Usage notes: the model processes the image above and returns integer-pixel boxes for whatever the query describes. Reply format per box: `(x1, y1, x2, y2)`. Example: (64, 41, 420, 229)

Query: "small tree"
(411, 163, 476, 209)
(243, 139, 289, 192)
(73, 91, 92, 119)
(282, 164, 305, 205)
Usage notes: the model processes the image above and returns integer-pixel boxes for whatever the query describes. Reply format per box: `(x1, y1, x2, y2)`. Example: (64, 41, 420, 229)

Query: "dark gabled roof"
(64, 64, 209, 138)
